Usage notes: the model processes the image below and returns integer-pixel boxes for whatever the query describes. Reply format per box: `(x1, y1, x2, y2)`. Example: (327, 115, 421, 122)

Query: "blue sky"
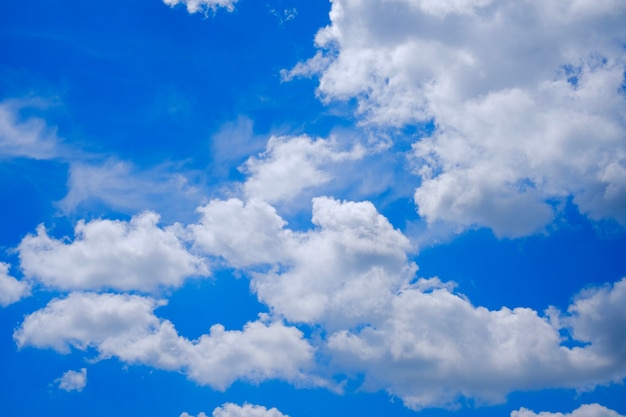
(1, 1, 626, 417)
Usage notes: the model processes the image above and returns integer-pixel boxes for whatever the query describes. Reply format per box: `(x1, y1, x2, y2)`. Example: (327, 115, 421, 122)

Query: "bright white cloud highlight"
(511, 403, 625, 417)
(55, 368, 87, 392)
(0, 262, 30, 307)
(213, 403, 289, 417)
(242, 135, 364, 204)
(291, 0, 626, 235)
(14, 292, 315, 390)
(163, 0, 237, 14)
(0, 99, 59, 160)
(19, 212, 208, 292)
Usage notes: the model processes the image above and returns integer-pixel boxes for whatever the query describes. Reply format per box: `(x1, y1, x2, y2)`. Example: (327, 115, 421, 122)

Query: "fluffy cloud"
(19, 212, 208, 292)
(511, 403, 625, 417)
(163, 0, 237, 14)
(192, 196, 415, 328)
(251, 196, 416, 328)
(290, 0, 626, 235)
(213, 403, 289, 417)
(564, 278, 626, 377)
(0, 99, 60, 160)
(55, 368, 87, 392)
(324, 280, 602, 409)
(241, 135, 364, 204)
(0, 262, 30, 307)
(190, 198, 292, 268)
(14, 292, 315, 390)
(190, 194, 626, 408)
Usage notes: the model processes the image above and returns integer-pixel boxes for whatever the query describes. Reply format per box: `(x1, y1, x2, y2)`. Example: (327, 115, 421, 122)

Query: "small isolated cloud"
(0, 262, 30, 307)
(0, 99, 60, 160)
(213, 403, 289, 417)
(180, 413, 208, 417)
(163, 0, 237, 14)
(55, 368, 87, 392)
(18, 212, 208, 293)
(511, 403, 625, 417)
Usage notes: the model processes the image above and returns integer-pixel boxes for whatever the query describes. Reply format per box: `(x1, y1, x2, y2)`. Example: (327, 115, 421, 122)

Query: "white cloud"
(213, 403, 289, 417)
(0, 262, 30, 307)
(191, 196, 415, 328)
(57, 159, 204, 221)
(189, 193, 626, 408)
(163, 0, 237, 14)
(290, 0, 626, 235)
(14, 292, 315, 390)
(564, 278, 626, 375)
(190, 198, 293, 268)
(180, 413, 208, 417)
(19, 212, 208, 292)
(325, 276, 626, 410)
(55, 368, 87, 392)
(251, 196, 416, 329)
(0, 99, 60, 160)
(241, 135, 364, 204)
(511, 403, 625, 417)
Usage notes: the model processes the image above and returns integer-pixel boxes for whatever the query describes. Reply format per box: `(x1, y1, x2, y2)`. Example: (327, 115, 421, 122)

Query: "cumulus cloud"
(290, 0, 626, 235)
(511, 403, 625, 417)
(190, 198, 293, 268)
(0, 99, 60, 160)
(191, 196, 416, 328)
(14, 292, 315, 390)
(163, 0, 237, 14)
(251, 196, 416, 328)
(189, 194, 626, 408)
(324, 280, 626, 409)
(241, 135, 364, 204)
(19, 212, 208, 292)
(213, 403, 289, 417)
(55, 368, 87, 392)
(0, 262, 30, 307)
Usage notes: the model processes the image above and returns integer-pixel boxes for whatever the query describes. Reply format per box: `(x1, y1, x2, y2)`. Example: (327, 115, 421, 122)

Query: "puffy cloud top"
(19, 212, 208, 292)
(290, 0, 626, 236)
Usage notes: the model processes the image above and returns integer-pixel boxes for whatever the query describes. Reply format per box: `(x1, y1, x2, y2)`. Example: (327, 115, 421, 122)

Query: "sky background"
(1, 1, 626, 417)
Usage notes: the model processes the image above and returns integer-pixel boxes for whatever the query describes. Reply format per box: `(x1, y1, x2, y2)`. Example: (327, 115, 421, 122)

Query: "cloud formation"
(242, 135, 364, 204)
(189, 193, 626, 408)
(14, 292, 315, 390)
(19, 212, 208, 292)
(55, 368, 87, 392)
(290, 0, 626, 236)
(213, 403, 289, 417)
(58, 159, 204, 220)
(0, 99, 60, 160)
(162, 0, 237, 14)
(512, 403, 625, 417)
(0, 262, 30, 307)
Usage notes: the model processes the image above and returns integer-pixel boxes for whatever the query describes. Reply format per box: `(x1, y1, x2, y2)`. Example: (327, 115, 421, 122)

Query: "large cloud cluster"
(288, 0, 626, 236)
(8, 130, 626, 410)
